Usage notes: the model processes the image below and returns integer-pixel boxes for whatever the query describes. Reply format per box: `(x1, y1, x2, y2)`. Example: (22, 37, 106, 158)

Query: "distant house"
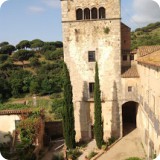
(0, 109, 44, 150)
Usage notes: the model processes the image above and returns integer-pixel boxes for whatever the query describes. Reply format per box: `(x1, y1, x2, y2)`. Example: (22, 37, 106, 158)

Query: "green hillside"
(131, 22, 160, 50)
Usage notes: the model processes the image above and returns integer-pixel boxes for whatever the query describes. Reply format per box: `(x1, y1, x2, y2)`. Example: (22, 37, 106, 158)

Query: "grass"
(124, 157, 142, 160)
(87, 151, 97, 160)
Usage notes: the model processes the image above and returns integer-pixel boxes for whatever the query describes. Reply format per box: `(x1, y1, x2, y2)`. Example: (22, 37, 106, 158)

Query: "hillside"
(131, 22, 160, 50)
(0, 40, 64, 120)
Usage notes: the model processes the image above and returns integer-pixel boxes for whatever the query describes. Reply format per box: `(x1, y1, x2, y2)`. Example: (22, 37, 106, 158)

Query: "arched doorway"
(122, 101, 138, 136)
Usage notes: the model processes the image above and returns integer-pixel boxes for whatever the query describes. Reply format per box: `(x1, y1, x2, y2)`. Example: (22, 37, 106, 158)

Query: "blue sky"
(0, 0, 160, 45)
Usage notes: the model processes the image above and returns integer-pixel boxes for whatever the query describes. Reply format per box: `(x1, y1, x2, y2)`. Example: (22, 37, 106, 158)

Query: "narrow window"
(88, 51, 95, 62)
(99, 7, 105, 19)
(89, 83, 94, 98)
(76, 8, 83, 20)
(123, 55, 127, 61)
(91, 8, 97, 19)
(128, 86, 132, 92)
(130, 55, 134, 60)
(84, 8, 90, 20)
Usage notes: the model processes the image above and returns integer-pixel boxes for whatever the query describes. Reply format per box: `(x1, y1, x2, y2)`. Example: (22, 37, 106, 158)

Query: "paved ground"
(41, 139, 64, 160)
(98, 128, 146, 160)
(78, 140, 97, 160)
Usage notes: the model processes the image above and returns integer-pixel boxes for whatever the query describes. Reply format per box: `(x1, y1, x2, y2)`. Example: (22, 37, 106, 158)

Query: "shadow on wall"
(111, 81, 120, 138)
(78, 81, 91, 142)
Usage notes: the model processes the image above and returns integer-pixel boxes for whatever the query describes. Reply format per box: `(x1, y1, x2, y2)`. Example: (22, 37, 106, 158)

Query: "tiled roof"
(121, 66, 139, 78)
(0, 109, 33, 115)
(138, 45, 160, 57)
(130, 49, 137, 54)
(137, 49, 160, 67)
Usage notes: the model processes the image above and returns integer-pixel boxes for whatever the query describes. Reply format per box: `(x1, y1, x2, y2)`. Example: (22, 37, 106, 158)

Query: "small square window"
(123, 55, 127, 61)
(88, 51, 95, 62)
(128, 86, 132, 92)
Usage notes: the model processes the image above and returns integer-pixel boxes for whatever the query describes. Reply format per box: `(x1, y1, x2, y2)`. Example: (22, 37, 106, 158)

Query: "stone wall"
(137, 63, 160, 156)
(0, 115, 20, 143)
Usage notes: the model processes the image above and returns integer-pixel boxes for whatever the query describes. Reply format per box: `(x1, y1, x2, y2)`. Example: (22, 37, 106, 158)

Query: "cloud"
(28, 6, 45, 13)
(42, 0, 60, 8)
(132, 0, 160, 26)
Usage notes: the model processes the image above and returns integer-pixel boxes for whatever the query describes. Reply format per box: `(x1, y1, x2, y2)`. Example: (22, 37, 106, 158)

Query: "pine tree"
(94, 62, 103, 149)
(62, 63, 76, 149)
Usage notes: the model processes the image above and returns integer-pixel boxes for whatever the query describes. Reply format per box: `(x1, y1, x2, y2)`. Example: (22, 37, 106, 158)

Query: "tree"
(30, 39, 44, 51)
(29, 57, 40, 67)
(0, 78, 11, 103)
(62, 63, 76, 149)
(0, 54, 8, 63)
(94, 62, 103, 149)
(12, 50, 35, 66)
(16, 40, 31, 50)
(0, 45, 15, 55)
(0, 41, 9, 48)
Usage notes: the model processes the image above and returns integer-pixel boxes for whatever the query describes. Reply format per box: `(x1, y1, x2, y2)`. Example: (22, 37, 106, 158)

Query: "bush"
(107, 136, 116, 146)
(52, 152, 64, 160)
(67, 149, 82, 160)
(87, 151, 97, 159)
(125, 157, 142, 160)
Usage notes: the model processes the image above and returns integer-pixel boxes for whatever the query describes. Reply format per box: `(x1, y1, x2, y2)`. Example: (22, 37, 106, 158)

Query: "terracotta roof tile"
(0, 109, 33, 115)
(121, 66, 139, 78)
(138, 45, 160, 57)
(137, 49, 160, 67)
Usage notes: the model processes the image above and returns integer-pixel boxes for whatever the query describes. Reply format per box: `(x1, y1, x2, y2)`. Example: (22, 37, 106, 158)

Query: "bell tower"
(61, 0, 122, 141)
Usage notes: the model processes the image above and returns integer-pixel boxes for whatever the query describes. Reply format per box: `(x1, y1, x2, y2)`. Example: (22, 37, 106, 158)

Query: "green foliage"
(62, 63, 76, 149)
(52, 97, 63, 120)
(53, 41, 63, 48)
(0, 45, 15, 55)
(67, 149, 82, 160)
(0, 103, 33, 110)
(0, 40, 64, 102)
(12, 50, 35, 63)
(0, 41, 9, 48)
(31, 39, 44, 50)
(104, 27, 110, 34)
(44, 48, 63, 60)
(94, 62, 103, 149)
(29, 57, 40, 67)
(9, 69, 33, 97)
(131, 22, 160, 50)
(107, 136, 116, 146)
(125, 157, 142, 160)
(87, 151, 97, 159)
(52, 152, 64, 160)
(0, 78, 11, 103)
(16, 40, 31, 50)
(41, 42, 56, 54)
(0, 54, 8, 63)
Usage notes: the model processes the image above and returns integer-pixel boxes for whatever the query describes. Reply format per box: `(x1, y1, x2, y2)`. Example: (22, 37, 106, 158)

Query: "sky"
(0, 0, 160, 45)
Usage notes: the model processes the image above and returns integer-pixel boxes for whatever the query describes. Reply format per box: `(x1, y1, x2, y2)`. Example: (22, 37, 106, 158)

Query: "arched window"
(84, 8, 90, 20)
(76, 8, 83, 20)
(99, 7, 106, 19)
(91, 8, 97, 19)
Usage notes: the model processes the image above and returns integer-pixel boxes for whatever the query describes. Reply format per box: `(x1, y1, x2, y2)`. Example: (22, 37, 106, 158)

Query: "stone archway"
(122, 101, 138, 136)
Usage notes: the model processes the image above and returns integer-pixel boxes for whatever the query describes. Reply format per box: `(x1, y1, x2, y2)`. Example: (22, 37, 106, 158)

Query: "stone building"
(61, 0, 160, 157)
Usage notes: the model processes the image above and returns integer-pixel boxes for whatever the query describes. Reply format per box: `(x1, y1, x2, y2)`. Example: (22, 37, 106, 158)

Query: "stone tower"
(61, 0, 122, 141)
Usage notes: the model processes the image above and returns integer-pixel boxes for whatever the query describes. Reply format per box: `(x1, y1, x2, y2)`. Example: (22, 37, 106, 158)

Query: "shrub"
(67, 149, 82, 160)
(104, 27, 110, 34)
(107, 136, 116, 146)
(52, 152, 64, 160)
(125, 157, 142, 160)
(88, 151, 97, 160)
